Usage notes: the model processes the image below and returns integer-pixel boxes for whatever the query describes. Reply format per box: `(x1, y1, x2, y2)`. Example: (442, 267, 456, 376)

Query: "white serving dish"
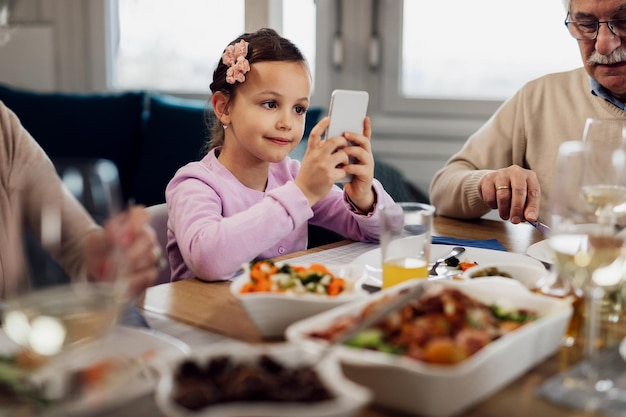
(155, 342, 372, 417)
(461, 261, 552, 289)
(285, 278, 572, 417)
(230, 263, 369, 338)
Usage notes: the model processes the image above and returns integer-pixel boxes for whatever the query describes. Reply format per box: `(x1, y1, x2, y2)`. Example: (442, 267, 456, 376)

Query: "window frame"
(378, 1, 502, 119)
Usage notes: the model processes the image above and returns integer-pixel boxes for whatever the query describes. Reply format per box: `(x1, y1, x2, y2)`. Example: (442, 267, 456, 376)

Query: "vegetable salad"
(240, 260, 347, 296)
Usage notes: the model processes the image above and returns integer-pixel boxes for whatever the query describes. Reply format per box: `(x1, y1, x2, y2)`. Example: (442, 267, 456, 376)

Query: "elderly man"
(429, 0, 626, 225)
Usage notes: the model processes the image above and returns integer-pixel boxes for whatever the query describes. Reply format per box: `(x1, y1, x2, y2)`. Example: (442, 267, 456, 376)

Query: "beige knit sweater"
(429, 68, 626, 224)
(0, 101, 98, 297)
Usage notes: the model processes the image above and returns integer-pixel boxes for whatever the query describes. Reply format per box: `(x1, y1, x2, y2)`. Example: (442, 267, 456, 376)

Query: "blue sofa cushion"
(130, 94, 211, 206)
(304, 107, 323, 138)
(288, 106, 324, 161)
(0, 84, 145, 201)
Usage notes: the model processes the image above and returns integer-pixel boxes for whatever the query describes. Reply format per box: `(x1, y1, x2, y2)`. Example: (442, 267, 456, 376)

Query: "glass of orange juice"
(380, 202, 435, 289)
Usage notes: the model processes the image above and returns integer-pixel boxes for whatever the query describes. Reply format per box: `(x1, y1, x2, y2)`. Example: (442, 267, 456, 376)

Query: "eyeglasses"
(565, 13, 626, 40)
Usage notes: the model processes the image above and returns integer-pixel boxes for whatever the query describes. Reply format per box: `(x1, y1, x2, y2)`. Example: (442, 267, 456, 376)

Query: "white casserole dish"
(285, 277, 572, 417)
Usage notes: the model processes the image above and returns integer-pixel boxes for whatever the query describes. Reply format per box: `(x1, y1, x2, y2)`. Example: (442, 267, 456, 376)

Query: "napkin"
(432, 236, 507, 252)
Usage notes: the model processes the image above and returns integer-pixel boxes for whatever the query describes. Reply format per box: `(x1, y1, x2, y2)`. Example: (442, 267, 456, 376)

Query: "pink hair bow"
(222, 39, 250, 84)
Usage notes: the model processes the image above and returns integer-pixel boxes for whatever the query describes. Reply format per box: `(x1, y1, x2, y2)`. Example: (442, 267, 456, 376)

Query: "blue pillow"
(304, 106, 323, 138)
(130, 94, 211, 206)
(0, 84, 145, 201)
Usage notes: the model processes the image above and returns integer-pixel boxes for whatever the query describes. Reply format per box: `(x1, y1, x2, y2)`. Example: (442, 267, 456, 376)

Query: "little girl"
(166, 28, 399, 281)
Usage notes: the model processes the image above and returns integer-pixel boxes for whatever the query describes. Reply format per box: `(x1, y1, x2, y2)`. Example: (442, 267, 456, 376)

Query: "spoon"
(428, 246, 465, 276)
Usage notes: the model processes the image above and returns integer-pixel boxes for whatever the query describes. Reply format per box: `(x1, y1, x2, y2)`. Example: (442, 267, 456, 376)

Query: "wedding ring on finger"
(496, 185, 510, 191)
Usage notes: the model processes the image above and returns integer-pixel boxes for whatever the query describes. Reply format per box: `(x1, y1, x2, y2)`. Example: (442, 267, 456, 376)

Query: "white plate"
(0, 325, 190, 416)
(526, 239, 554, 265)
(353, 243, 545, 286)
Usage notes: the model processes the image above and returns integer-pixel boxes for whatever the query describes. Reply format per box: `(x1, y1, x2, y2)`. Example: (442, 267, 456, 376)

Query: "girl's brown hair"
(206, 28, 308, 151)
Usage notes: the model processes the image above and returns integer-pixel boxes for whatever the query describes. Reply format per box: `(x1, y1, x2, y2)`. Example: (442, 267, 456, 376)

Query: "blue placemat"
(432, 236, 507, 251)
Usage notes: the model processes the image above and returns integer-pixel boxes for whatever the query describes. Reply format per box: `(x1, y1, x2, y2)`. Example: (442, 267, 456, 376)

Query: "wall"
(4, 0, 107, 92)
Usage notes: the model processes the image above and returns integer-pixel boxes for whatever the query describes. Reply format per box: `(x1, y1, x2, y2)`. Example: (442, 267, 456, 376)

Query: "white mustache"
(588, 48, 626, 65)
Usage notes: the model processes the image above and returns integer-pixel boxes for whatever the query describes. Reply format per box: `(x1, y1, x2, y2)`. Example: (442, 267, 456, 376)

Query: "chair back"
(146, 203, 171, 285)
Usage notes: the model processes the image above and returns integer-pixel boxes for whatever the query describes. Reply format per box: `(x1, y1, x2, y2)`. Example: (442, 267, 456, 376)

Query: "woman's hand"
(85, 205, 164, 296)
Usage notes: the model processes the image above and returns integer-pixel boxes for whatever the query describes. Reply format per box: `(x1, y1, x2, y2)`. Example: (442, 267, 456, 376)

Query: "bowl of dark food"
(285, 278, 572, 417)
(155, 342, 371, 417)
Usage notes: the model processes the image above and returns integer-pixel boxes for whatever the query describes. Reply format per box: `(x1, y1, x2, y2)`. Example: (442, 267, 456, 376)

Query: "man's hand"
(478, 165, 541, 223)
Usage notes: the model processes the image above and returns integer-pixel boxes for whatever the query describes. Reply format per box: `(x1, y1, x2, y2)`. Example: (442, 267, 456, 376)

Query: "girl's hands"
(341, 116, 375, 212)
(296, 117, 347, 206)
(295, 116, 376, 212)
(85, 206, 164, 296)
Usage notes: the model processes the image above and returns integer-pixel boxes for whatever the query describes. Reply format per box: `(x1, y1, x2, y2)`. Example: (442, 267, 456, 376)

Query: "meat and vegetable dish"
(309, 287, 537, 365)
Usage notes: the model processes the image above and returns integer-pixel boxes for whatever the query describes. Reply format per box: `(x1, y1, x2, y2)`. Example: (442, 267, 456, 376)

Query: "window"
(110, 0, 579, 119)
(113, 0, 244, 93)
(382, 0, 582, 116)
(111, 0, 315, 94)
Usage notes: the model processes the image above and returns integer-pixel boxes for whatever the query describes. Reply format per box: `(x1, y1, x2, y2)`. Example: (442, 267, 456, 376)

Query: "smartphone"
(324, 89, 369, 183)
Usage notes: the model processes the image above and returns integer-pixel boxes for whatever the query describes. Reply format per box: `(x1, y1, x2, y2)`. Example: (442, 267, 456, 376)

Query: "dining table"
(124, 215, 626, 417)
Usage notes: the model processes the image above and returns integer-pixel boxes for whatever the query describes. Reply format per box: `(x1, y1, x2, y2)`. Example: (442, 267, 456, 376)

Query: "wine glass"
(547, 140, 626, 404)
(583, 117, 626, 147)
(582, 120, 626, 324)
(1, 158, 129, 363)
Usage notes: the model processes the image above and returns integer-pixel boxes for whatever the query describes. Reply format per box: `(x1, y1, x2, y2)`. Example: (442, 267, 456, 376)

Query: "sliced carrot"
(459, 261, 478, 272)
(327, 277, 345, 296)
(249, 260, 276, 282)
(252, 278, 272, 292)
(249, 267, 265, 282)
(240, 282, 254, 293)
(308, 263, 332, 275)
